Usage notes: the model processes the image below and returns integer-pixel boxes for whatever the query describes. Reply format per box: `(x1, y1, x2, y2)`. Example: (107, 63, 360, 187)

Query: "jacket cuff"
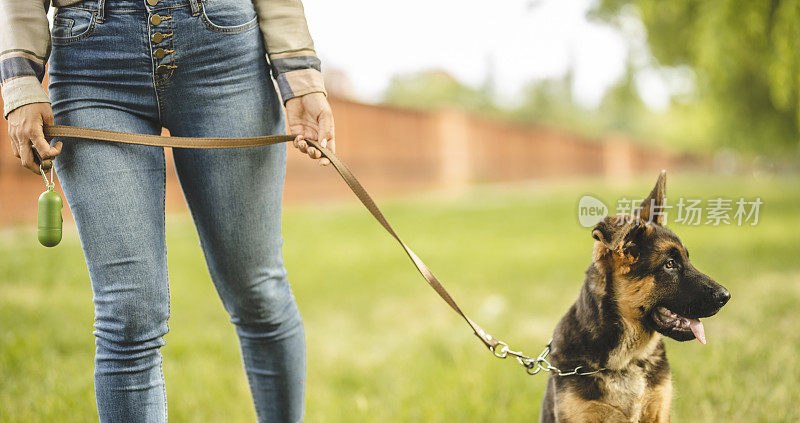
(2, 75, 50, 118)
(270, 54, 326, 103)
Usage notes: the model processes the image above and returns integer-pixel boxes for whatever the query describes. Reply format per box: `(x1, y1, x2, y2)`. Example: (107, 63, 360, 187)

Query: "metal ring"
(492, 342, 509, 359)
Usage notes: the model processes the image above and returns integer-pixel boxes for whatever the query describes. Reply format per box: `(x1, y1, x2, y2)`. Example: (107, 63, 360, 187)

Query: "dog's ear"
(636, 170, 667, 225)
(592, 215, 644, 259)
(592, 215, 634, 251)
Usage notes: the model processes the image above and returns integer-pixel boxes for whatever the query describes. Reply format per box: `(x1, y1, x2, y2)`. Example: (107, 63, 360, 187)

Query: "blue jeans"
(47, 0, 305, 421)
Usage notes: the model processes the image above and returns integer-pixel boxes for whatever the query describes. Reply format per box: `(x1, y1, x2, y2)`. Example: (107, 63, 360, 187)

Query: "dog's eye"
(664, 259, 677, 269)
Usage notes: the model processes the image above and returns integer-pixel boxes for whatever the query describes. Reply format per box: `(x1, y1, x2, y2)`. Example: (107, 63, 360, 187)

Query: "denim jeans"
(47, 0, 305, 421)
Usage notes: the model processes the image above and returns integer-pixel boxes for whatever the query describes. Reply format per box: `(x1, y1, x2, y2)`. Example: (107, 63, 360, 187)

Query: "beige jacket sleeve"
(253, 0, 326, 103)
(0, 0, 52, 118)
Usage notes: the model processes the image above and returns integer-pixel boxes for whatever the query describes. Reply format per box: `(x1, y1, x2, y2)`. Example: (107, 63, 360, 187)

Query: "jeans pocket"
(199, 0, 258, 33)
(51, 5, 97, 45)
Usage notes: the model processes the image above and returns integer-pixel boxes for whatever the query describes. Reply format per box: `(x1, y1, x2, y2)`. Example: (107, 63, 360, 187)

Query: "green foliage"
(512, 68, 578, 124)
(383, 70, 497, 113)
(504, 63, 665, 149)
(1, 174, 799, 421)
(591, 0, 800, 153)
(595, 60, 658, 139)
(382, 68, 659, 148)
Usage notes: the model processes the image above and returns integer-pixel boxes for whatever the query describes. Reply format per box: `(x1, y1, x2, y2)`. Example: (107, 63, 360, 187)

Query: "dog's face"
(591, 172, 730, 344)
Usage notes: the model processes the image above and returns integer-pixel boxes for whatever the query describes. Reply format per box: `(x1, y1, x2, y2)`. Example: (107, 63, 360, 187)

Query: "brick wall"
(0, 96, 694, 227)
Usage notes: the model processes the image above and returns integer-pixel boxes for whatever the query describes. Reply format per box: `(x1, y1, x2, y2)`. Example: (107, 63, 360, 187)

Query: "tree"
(383, 70, 496, 113)
(512, 67, 580, 125)
(591, 0, 800, 153)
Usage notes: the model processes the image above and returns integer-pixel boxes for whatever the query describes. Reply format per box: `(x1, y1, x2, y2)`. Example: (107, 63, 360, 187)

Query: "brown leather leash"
(42, 125, 503, 351)
(42, 125, 610, 377)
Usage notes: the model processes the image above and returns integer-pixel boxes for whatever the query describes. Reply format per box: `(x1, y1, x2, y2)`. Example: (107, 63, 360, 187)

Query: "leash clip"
(491, 341, 509, 359)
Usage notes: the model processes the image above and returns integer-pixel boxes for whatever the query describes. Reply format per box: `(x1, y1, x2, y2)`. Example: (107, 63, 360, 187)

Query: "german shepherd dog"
(540, 172, 730, 422)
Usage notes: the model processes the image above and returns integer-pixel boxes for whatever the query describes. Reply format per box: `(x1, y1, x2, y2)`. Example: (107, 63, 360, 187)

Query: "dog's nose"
(714, 287, 731, 308)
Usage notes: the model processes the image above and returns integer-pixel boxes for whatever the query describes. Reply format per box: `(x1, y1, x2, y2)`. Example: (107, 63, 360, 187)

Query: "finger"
(42, 109, 55, 141)
(297, 139, 308, 154)
(317, 139, 330, 166)
(305, 138, 324, 151)
(318, 112, 335, 153)
(32, 131, 61, 160)
(307, 147, 321, 159)
(42, 108, 55, 124)
(19, 140, 41, 174)
(292, 134, 302, 149)
(9, 133, 20, 158)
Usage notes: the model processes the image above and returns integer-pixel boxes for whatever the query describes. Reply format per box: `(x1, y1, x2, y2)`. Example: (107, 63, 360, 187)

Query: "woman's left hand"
(285, 92, 335, 166)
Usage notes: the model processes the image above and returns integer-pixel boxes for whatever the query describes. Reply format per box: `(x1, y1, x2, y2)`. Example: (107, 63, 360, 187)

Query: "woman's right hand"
(7, 102, 62, 174)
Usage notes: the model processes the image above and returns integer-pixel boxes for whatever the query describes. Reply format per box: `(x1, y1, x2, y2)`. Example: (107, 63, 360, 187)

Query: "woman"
(0, 0, 332, 421)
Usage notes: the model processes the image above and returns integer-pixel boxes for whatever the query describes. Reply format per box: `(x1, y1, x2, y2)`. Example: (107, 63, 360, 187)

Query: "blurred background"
(1, 0, 798, 421)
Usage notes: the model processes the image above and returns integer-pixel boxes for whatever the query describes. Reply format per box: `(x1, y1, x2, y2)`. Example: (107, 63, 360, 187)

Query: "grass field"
(1, 173, 798, 422)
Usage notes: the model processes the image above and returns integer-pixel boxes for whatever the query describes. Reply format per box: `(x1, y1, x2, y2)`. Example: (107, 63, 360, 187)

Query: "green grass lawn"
(1, 173, 798, 422)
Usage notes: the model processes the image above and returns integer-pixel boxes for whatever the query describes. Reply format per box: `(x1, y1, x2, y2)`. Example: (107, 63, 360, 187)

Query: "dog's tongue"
(688, 318, 706, 344)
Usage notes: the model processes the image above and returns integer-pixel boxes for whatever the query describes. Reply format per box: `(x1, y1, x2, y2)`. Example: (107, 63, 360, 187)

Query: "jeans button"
(154, 48, 167, 59)
(150, 14, 162, 25)
(147, 0, 159, 5)
(156, 64, 169, 75)
(152, 32, 164, 43)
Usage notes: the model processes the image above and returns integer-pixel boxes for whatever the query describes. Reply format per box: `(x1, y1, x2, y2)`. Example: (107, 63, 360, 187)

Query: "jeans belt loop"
(188, 0, 200, 16)
(96, 0, 106, 23)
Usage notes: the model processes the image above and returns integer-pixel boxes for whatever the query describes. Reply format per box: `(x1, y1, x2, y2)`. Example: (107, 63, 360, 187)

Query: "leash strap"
(42, 125, 502, 350)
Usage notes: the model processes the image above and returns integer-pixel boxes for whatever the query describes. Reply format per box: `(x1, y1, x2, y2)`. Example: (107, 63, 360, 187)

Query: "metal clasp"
(487, 337, 605, 377)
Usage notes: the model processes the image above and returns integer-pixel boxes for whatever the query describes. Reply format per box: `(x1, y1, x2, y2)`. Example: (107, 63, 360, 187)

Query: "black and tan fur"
(540, 172, 730, 423)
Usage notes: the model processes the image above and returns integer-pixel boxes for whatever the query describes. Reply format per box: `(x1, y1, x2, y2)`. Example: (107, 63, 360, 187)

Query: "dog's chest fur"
(594, 345, 668, 419)
(547, 340, 670, 422)
(602, 370, 650, 417)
